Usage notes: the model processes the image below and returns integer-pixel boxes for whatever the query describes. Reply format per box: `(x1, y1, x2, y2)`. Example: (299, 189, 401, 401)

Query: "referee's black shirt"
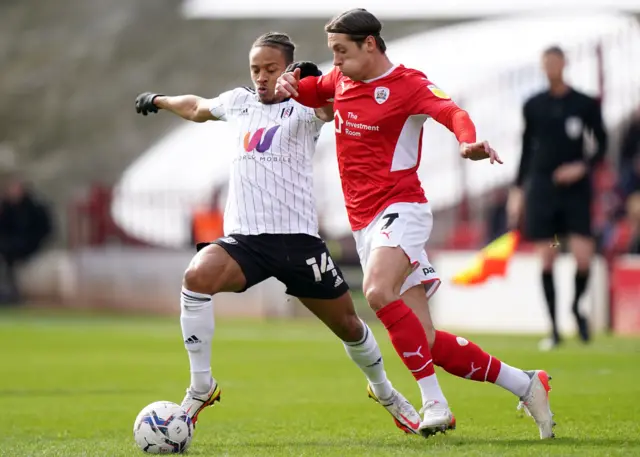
(516, 88, 608, 189)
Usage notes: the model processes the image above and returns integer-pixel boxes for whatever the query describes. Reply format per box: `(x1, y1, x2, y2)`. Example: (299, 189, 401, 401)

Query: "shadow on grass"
(184, 435, 640, 454)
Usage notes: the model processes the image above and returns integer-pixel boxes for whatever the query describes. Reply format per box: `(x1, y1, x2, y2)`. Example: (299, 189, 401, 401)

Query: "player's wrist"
(458, 139, 476, 149)
(151, 94, 165, 108)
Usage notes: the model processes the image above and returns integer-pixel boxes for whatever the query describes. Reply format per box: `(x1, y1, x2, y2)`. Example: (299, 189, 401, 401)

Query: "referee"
(507, 45, 608, 351)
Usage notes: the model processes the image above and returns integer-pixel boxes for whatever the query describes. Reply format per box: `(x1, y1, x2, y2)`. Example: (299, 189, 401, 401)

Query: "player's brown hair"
(252, 32, 296, 64)
(324, 8, 387, 53)
(543, 45, 565, 59)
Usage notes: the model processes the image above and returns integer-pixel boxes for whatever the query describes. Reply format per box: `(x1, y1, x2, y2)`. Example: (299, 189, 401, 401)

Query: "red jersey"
(295, 64, 476, 231)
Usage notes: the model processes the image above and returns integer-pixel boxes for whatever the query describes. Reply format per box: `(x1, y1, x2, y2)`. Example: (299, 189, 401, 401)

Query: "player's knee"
(364, 284, 396, 311)
(573, 246, 593, 271)
(183, 263, 215, 295)
(572, 241, 594, 271)
(538, 246, 556, 270)
(183, 251, 227, 295)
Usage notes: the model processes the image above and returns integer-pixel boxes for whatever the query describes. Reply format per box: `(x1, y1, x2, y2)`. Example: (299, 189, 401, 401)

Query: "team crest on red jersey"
(374, 86, 390, 104)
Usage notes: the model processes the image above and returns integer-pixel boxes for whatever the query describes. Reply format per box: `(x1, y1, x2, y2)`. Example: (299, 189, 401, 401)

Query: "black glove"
(285, 61, 322, 79)
(135, 92, 164, 115)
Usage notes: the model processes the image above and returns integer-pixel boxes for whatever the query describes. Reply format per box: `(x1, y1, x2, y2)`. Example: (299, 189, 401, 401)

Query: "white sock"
(495, 363, 531, 398)
(180, 287, 215, 393)
(343, 320, 394, 400)
(418, 374, 448, 407)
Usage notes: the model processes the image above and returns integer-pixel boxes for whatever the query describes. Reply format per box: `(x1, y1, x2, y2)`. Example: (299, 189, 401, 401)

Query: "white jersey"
(209, 87, 325, 237)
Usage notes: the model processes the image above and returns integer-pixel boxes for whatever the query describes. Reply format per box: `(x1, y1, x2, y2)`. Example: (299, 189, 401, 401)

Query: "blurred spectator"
(0, 176, 53, 304)
(593, 167, 625, 254)
(190, 186, 224, 246)
(619, 108, 640, 198)
(626, 192, 640, 254)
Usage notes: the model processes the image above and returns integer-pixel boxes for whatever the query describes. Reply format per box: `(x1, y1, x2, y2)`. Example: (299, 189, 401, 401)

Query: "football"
(133, 401, 193, 454)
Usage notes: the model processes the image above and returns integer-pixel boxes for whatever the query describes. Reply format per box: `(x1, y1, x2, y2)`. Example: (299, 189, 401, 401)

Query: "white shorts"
(353, 202, 441, 297)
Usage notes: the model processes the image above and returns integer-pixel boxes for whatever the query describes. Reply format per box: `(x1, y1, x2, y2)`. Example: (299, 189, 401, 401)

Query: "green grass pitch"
(1, 309, 639, 456)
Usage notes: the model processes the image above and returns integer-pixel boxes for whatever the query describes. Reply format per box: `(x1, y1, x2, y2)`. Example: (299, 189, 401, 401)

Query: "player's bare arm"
(506, 187, 524, 229)
(135, 92, 217, 123)
(506, 100, 534, 228)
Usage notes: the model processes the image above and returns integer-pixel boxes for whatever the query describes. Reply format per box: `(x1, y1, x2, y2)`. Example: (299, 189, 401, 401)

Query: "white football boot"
(517, 370, 555, 439)
(367, 384, 423, 435)
(180, 378, 221, 428)
(418, 400, 456, 437)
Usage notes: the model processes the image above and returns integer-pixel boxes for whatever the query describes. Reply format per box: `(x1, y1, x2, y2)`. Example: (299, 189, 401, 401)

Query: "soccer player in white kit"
(134, 32, 426, 436)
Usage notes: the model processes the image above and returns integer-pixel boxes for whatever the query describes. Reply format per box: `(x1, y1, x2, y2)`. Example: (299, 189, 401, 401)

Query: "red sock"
(376, 299, 435, 380)
(431, 330, 502, 383)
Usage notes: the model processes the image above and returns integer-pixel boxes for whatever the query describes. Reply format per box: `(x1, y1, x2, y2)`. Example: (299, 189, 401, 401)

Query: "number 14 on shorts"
(306, 252, 338, 282)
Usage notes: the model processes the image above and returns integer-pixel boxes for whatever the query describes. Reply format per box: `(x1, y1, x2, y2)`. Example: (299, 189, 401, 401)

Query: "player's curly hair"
(324, 8, 386, 53)
(252, 32, 296, 65)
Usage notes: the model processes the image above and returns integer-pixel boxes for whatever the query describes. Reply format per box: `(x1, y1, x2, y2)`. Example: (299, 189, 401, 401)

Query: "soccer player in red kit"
(276, 9, 555, 439)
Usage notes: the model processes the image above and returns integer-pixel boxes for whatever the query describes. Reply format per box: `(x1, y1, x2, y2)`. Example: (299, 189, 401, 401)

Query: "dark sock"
(573, 269, 591, 342)
(542, 270, 559, 341)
